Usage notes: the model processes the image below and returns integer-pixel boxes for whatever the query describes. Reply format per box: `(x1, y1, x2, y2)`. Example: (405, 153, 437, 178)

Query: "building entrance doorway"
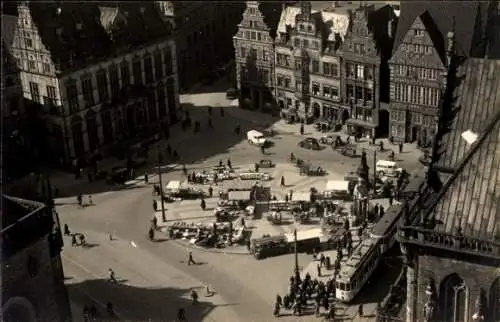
(378, 110, 389, 137)
(341, 109, 349, 124)
(313, 103, 321, 119)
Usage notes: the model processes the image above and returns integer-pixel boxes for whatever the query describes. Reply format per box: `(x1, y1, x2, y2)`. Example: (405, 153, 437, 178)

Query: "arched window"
(490, 277, 500, 321)
(440, 273, 468, 322)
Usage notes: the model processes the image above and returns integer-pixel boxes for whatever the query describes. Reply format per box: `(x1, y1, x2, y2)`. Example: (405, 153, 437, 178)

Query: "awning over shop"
(326, 180, 349, 192)
(291, 191, 311, 202)
(346, 118, 377, 128)
(228, 191, 252, 201)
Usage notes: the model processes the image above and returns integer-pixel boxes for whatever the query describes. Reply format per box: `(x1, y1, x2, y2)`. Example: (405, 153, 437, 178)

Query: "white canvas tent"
(285, 228, 323, 243)
(165, 180, 182, 192)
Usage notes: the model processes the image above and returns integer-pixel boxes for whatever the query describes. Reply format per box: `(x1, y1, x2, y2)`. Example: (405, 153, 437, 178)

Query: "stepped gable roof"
(392, 1, 480, 57)
(436, 58, 500, 169)
(427, 106, 500, 241)
(27, 2, 172, 72)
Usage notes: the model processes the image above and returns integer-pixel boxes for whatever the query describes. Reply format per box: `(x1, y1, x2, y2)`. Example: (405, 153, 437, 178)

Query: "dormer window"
(308, 25, 312, 32)
(415, 29, 424, 37)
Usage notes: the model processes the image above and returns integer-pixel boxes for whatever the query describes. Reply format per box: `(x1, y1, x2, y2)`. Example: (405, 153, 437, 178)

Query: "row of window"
(237, 29, 270, 42)
(346, 84, 374, 102)
(276, 54, 339, 77)
(65, 48, 174, 113)
(293, 37, 320, 50)
(393, 65, 439, 80)
(240, 47, 270, 61)
(391, 110, 436, 127)
(240, 65, 271, 84)
(400, 43, 433, 55)
(346, 63, 374, 80)
(393, 83, 440, 107)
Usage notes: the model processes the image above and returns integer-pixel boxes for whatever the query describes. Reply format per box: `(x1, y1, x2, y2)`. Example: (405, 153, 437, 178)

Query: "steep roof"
(25, 2, 173, 72)
(257, 2, 283, 39)
(2, 14, 18, 48)
(1, 195, 45, 231)
(436, 58, 500, 169)
(392, 2, 481, 58)
(428, 109, 500, 241)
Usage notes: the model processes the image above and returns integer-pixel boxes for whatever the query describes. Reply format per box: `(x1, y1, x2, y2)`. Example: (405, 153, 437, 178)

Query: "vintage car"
(340, 145, 357, 157)
(250, 236, 289, 260)
(170, 188, 206, 200)
(314, 121, 332, 132)
(298, 138, 322, 150)
(319, 134, 341, 145)
(257, 159, 275, 168)
(107, 167, 129, 184)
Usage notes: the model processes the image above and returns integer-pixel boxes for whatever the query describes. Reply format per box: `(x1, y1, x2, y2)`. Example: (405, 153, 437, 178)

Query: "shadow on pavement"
(66, 278, 220, 322)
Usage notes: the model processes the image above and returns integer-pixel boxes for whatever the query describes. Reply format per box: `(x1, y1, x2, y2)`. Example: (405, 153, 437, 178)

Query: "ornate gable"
(237, 1, 273, 42)
(342, 8, 378, 59)
(390, 14, 445, 68)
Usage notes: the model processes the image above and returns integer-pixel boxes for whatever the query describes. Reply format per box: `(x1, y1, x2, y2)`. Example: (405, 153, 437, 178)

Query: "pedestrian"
(148, 227, 155, 241)
(280, 176, 285, 187)
(88, 195, 93, 206)
(79, 234, 86, 246)
(260, 145, 265, 154)
(208, 118, 213, 128)
(205, 284, 213, 297)
(208, 186, 213, 198)
(144, 173, 148, 183)
(273, 301, 280, 317)
(227, 158, 232, 169)
(300, 123, 304, 135)
(220, 107, 224, 117)
(208, 106, 212, 115)
(317, 264, 322, 277)
(380, 140, 384, 151)
(89, 305, 98, 320)
(108, 268, 117, 283)
(379, 206, 385, 218)
(152, 216, 158, 229)
(320, 253, 325, 267)
(72, 235, 78, 247)
(399, 142, 403, 153)
(188, 251, 196, 265)
(64, 224, 70, 236)
(254, 163, 259, 172)
(177, 308, 187, 321)
(109, 232, 113, 241)
(106, 302, 114, 317)
(191, 289, 199, 305)
(200, 198, 206, 211)
(389, 194, 394, 206)
(77, 194, 83, 207)
(358, 303, 364, 317)
(374, 204, 379, 218)
(153, 199, 158, 211)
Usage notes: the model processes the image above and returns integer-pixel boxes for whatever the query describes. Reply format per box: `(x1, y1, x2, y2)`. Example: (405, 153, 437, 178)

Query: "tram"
(335, 204, 403, 302)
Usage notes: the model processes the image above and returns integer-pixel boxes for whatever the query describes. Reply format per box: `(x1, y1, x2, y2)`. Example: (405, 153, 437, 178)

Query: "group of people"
(274, 273, 337, 318)
(64, 224, 88, 247)
(76, 194, 94, 207)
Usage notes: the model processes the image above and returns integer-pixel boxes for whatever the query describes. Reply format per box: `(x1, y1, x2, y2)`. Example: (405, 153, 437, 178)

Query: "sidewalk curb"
(171, 239, 251, 256)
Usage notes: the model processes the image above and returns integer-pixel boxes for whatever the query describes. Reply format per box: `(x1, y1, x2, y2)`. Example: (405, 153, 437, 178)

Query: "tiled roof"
(1, 195, 45, 231)
(392, 2, 481, 58)
(25, 2, 172, 72)
(436, 58, 500, 169)
(430, 109, 500, 241)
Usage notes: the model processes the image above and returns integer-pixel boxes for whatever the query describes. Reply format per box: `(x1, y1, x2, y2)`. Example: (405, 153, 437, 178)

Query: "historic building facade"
(340, 4, 396, 138)
(233, 1, 282, 111)
(274, 2, 350, 124)
(5, 2, 180, 165)
(173, 1, 245, 91)
(2, 194, 71, 322)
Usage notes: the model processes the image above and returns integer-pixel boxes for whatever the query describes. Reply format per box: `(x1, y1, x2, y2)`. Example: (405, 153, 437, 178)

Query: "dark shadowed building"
(1, 195, 70, 322)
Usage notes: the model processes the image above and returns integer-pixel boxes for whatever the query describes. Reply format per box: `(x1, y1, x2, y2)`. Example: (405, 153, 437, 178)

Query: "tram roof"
(337, 238, 377, 282)
(371, 204, 402, 237)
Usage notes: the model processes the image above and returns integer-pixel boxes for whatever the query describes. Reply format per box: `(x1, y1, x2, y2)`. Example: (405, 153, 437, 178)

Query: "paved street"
(56, 80, 422, 322)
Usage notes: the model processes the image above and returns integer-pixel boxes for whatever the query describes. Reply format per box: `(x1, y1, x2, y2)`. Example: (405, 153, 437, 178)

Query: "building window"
(284, 77, 291, 88)
(355, 86, 363, 100)
(414, 29, 424, 37)
(263, 51, 269, 61)
(96, 70, 109, 102)
(109, 65, 120, 97)
(43, 63, 51, 74)
(366, 89, 373, 102)
(29, 81, 40, 103)
(28, 59, 36, 70)
(241, 47, 247, 57)
(24, 37, 33, 48)
(66, 82, 79, 113)
(81, 77, 94, 107)
(240, 64, 247, 80)
(311, 60, 319, 73)
(262, 70, 269, 84)
(251, 31, 256, 40)
(144, 56, 154, 83)
(366, 67, 373, 80)
(332, 64, 338, 77)
(286, 98, 292, 108)
(356, 64, 364, 79)
(322, 86, 331, 98)
(296, 81, 302, 92)
(299, 24, 304, 31)
(347, 84, 354, 99)
(121, 62, 130, 87)
(312, 41, 319, 49)
(46, 85, 57, 103)
(323, 62, 332, 76)
(257, 32, 262, 41)
(277, 75, 283, 87)
(303, 39, 309, 48)
(347, 63, 355, 77)
(294, 38, 300, 47)
(312, 83, 320, 96)
(295, 60, 302, 70)
(244, 31, 250, 39)
(154, 52, 163, 80)
(132, 61, 142, 85)
(164, 46, 173, 76)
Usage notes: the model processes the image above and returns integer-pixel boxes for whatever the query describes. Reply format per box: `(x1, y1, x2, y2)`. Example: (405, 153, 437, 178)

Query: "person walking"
(187, 251, 196, 265)
(88, 195, 93, 206)
(71, 235, 78, 247)
(108, 268, 117, 283)
(191, 289, 199, 305)
(64, 224, 71, 236)
(280, 176, 285, 187)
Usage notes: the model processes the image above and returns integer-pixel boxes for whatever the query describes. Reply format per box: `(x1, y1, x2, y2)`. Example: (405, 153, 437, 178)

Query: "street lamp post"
(156, 144, 166, 223)
(294, 229, 300, 280)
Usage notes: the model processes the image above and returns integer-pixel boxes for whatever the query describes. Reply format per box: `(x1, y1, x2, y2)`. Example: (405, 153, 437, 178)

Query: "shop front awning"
(228, 190, 252, 201)
(291, 191, 311, 202)
(346, 118, 377, 128)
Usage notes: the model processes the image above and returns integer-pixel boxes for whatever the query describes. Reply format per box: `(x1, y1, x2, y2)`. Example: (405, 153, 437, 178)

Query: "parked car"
(107, 167, 129, 184)
(314, 121, 332, 132)
(298, 138, 322, 150)
(319, 134, 341, 145)
(171, 188, 206, 200)
(257, 159, 275, 168)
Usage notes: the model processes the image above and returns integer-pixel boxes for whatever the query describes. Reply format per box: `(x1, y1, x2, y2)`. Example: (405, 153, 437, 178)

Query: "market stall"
(324, 180, 352, 200)
(291, 191, 312, 203)
(284, 228, 323, 253)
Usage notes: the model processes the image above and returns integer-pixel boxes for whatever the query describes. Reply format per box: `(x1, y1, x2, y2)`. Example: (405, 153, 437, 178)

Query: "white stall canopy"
(326, 180, 349, 192)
